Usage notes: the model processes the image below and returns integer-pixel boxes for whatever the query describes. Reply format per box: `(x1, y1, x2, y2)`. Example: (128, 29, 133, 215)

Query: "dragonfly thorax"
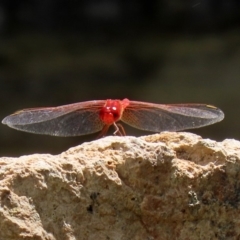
(99, 100, 122, 125)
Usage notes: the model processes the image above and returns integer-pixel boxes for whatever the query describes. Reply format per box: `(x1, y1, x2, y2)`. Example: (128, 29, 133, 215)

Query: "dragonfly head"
(99, 99, 123, 125)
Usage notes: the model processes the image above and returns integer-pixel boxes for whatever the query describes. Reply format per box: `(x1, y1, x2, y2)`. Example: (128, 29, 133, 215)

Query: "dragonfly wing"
(2, 101, 105, 136)
(121, 101, 224, 132)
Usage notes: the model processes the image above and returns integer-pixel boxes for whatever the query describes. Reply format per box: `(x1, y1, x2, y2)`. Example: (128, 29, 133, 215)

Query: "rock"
(0, 132, 240, 240)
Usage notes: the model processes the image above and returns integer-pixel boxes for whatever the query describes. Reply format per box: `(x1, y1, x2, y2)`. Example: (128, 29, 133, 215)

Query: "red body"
(99, 98, 130, 125)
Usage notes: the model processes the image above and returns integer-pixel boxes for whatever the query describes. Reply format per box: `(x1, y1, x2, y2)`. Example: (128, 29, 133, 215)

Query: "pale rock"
(0, 132, 240, 240)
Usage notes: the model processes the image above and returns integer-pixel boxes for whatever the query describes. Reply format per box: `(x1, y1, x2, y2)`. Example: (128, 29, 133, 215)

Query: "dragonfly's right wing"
(2, 100, 106, 136)
(121, 101, 224, 132)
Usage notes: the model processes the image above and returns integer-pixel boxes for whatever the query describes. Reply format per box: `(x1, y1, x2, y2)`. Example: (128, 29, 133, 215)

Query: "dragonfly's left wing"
(2, 100, 106, 136)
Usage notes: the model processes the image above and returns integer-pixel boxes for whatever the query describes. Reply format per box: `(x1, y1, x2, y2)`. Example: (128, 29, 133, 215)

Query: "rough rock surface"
(0, 132, 240, 240)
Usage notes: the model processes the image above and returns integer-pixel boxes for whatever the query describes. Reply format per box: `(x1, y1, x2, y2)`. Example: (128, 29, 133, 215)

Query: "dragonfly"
(2, 98, 224, 138)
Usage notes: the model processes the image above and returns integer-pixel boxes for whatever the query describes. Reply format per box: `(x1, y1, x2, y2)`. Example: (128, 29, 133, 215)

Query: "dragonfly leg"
(113, 123, 126, 136)
(96, 125, 110, 139)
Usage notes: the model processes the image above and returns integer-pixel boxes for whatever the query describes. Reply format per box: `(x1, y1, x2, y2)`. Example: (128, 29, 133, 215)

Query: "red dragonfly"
(2, 98, 224, 137)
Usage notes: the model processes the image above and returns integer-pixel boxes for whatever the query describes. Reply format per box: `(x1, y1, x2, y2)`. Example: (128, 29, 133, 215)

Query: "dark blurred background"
(1, 0, 240, 156)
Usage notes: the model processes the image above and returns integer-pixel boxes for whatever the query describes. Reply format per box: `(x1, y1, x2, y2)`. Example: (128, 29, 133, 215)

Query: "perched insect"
(2, 98, 224, 137)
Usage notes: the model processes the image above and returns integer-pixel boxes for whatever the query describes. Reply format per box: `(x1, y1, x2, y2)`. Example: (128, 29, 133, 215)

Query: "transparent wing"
(2, 100, 106, 136)
(121, 101, 224, 132)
